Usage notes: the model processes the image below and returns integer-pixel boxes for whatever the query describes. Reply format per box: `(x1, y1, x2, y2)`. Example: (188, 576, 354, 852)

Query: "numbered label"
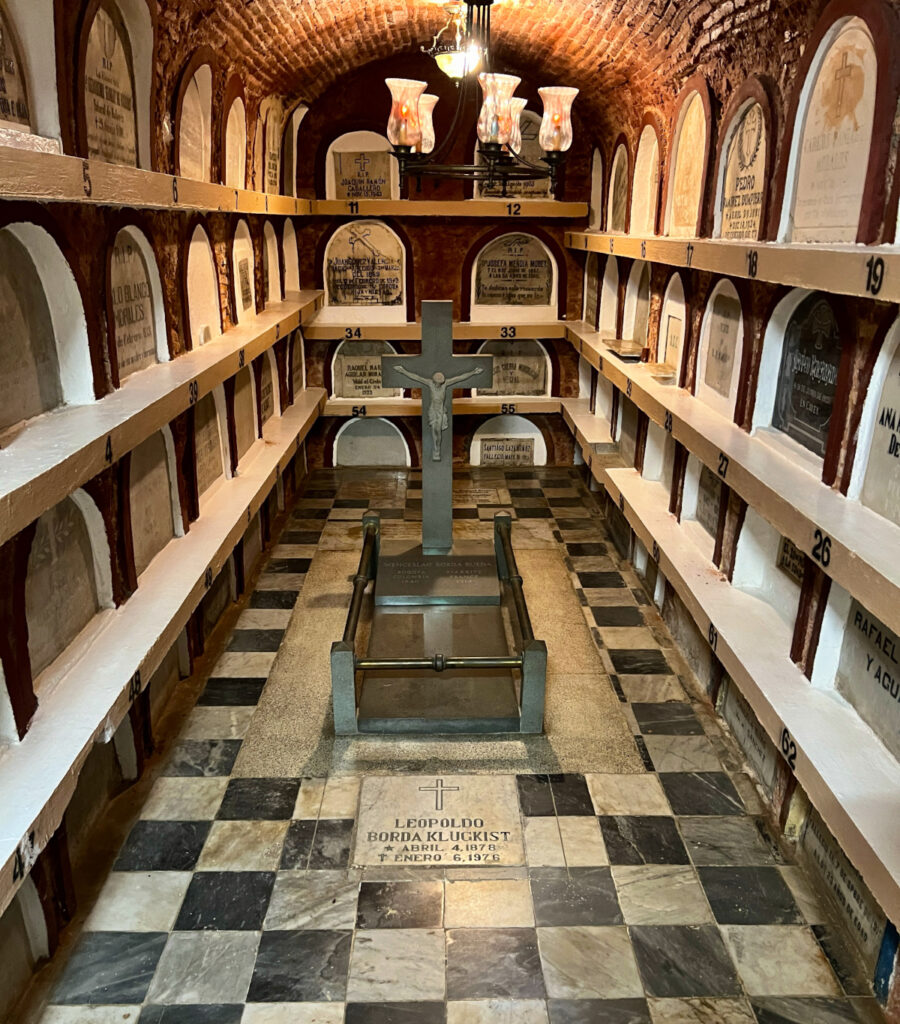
(12, 846, 25, 882)
(626, 379, 632, 398)
(780, 726, 797, 770)
(652, 541, 660, 562)
(685, 243, 695, 267)
(641, 240, 647, 259)
(598, 356, 604, 372)
(275, 322, 280, 340)
(247, 507, 252, 524)
(812, 528, 832, 568)
(234, 190, 239, 209)
(708, 622, 719, 652)
(188, 379, 199, 405)
(717, 452, 729, 480)
(501, 403, 517, 415)
(204, 566, 214, 589)
(172, 177, 179, 203)
(351, 405, 367, 418)
(500, 326, 517, 339)
(104, 436, 113, 464)
(608, 238, 615, 254)
(345, 327, 362, 339)
(348, 201, 360, 215)
(128, 670, 142, 702)
(82, 160, 92, 197)
(747, 250, 758, 278)
(664, 411, 673, 434)
(865, 255, 885, 297)
(238, 348, 245, 369)
(618, 492, 625, 512)
(506, 202, 522, 216)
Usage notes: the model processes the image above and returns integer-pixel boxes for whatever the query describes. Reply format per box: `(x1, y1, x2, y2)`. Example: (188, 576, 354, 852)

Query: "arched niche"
(589, 148, 604, 230)
(696, 280, 745, 418)
(631, 124, 660, 236)
(331, 340, 400, 399)
(290, 330, 304, 401)
(607, 144, 629, 233)
(714, 99, 767, 240)
(849, 315, 900, 525)
(0, 223, 92, 440)
(474, 339, 551, 396)
(657, 273, 686, 379)
(129, 428, 181, 577)
(476, 110, 550, 198)
(259, 95, 284, 194)
(599, 255, 619, 339)
(223, 94, 247, 189)
(321, 219, 407, 324)
(283, 220, 300, 296)
(780, 17, 877, 243)
(252, 111, 264, 192)
(583, 252, 600, 328)
(25, 491, 113, 679)
(110, 226, 167, 380)
(326, 130, 398, 201)
(262, 221, 281, 304)
(753, 290, 843, 467)
(665, 92, 708, 237)
(194, 388, 228, 503)
(258, 349, 280, 427)
(622, 260, 651, 347)
(281, 103, 307, 198)
(80, 0, 152, 169)
(470, 414, 547, 467)
(333, 417, 410, 467)
(470, 232, 558, 323)
(233, 365, 258, 465)
(232, 219, 256, 324)
(1, 0, 63, 144)
(178, 64, 212, 182)
(185, 224, 222, 347)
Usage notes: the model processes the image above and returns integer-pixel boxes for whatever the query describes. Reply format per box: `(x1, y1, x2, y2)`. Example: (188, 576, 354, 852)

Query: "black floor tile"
(548, 999, 651, 1023)
(227, 629, 284, 652)
(280, 530, 322, 544)
(609, 650, 672, 675)
(812, 924, 873, 996)
(548, 773, 595, 815)
(556, 519, 594, 531)
(548, 496, 583, 507)
(591, 606, 645, 627)
(175, 871, 275, 930)
(660, 773, 745, 816)
(566, 543, 608, 557)
(751, 997, 864, 1023)
(630, 703, 703, 735)
(217, 778, 300, 820)
(446, 927, 546, 999)
(281, 819, 354, 869)
(162, 739, 242, 777)
(247, 930, 351, 1002)
(516, 774, 555, 816)
(51, 931, 168, 1004)
(249, 590, 299, 609)
(578, 571, 626, 589)
(197, 678, 266, 706)
(267, 558, 312, 574)
(509, 487, 543, 497)
(140, 1006, 244, 1023)
(292, 507, 330, 519)
(634, 736, 655, 772)
(453, 507, 479, 518)
(345, 1004, 447, 1023)
(530, 867, 623, 926)
(515, 507, 553, 518)
(632, 588, 650, 606)
(356, 881, 444, 929)
(598, 816, 690, 865)
(630, 925, 742, 997)
(334, 499, 371, 508)
(114, 821, 211, 872)
(698, 866, 803, 925)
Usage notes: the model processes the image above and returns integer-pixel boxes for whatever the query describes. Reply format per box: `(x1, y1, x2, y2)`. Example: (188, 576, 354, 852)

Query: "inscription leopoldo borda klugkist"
(353, 775, 525, 867)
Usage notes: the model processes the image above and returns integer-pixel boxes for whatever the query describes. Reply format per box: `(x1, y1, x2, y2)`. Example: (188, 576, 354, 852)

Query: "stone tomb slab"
(353, 775, 525, 867)
(375, 539, 500, 606)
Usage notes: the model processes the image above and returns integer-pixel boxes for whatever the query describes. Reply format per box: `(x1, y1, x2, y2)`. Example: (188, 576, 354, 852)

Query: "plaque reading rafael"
(111, 233, 156, 379)
(334, 150, 392, 200)
(335, 340, 401, 398)
(327, 221, 403, 306)
(861, 344, 900, 527)
(84, 7, 137, 166)
(475, 234, 552, 307)
(354, 775, 525, 867)
(720, 103, 766, 240)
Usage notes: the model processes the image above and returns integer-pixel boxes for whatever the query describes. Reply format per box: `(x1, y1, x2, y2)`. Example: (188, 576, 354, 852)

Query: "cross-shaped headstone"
(381, 301, 493, 554)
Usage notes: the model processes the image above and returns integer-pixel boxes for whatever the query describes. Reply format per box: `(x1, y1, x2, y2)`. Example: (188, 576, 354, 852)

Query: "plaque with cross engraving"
(334, 150, 393, 200)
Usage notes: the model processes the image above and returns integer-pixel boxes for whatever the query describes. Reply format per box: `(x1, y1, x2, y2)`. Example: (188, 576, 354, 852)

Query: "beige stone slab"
(211, 651, 277, 678)
(83, 872, 192, 932)
(597, 626, 659, 648)
(618, 676, 687, 702)
(320, 776, 361, 818)
(643, 735, 723, 773)
(537, 925, 643, 999)
(196, 820, 289, 871)
(612, 866, 713, 925)
(347, 929, 446, 1001)
(242, 1006, 345, 1024)
(264, 871, 359, 930)
(586, 774, 671, 816)
(558, 817, 608, 866)
(272, 544, 318, 559)
(37, 1009, 143, 1023)
(236, 608, 294, 630)
(647, 999, 756, 1023)
(524, 817, 565, 867)
(293, 778, 326, 819)
(255, 572, 308, 590)
(448, 1001, 548, 1024)
(179, 707, 256, 740)
(721, 926, 842, 997)
(140, 778, 227, 820)
(444, 879, 534, 928)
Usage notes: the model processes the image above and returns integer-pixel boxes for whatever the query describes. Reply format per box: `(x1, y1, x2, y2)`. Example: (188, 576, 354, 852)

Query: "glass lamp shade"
(386, 78, 427, 148)
(508, 98, 527, 153)
(417, 94, 439, 154)
(477, 73, 521, 146)
(436, 50, 467, 80)
(538, 86, 579, 152)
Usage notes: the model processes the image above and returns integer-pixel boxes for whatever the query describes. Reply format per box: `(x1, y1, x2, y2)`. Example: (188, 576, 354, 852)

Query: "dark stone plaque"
(475, 234, 552, 307)
(776, 536, 806, 585)
(375, 540, 500, 606)
(696, 464, 722, 537)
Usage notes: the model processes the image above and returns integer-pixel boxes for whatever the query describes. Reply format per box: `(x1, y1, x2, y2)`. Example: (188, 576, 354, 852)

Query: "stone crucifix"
(381, 301, 493, 555)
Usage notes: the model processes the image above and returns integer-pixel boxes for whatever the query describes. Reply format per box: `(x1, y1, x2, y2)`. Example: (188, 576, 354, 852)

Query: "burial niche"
(697, 282, 744, 417)
(608, 145, 628, 232)
(194, 392, 225, 500)
(179, 65, 212, 181)
(623, 261, 651, 348)
(290, 331, 304, 400)
(787, 18, 876, 243)
(129, 430, 177, 576)
(324, 220, 404, 312)
(0, 6, 30, 132)
(718, 102, 767, 240)
(283, 220, 300, 295)
(631, 125, 660, 235)
(327, 131, 397, 200)
(25, 496, 105, 678)
(476, 340, 549, 396)
(471, 414, 546, 466)
(599, 256, 619, 338)
(771, 293, 842, 458)
(258, 353, 276, 427)
(589, 148, 603, 229)
(732, 509, 803, 628)
(224, 96, 247, 188)
(232, 220, 255, 323)
(333, 417, 409, 467)
(83, 3, 138, 166)
(186, 224, 221, 347)
(666, 93, 707, 237)
(657, 273, 686, 379)
(263, 221, 281, 304)
(0, 229, 62, 437)
(332, 340, 401, 399)
(479, 111, 550, 198)
(233, 366, 257, 463)
(583, 253, 599, 328)
(111, 229, 157, 379)
(858, 325, 900, 526)
(472, 233, 555, 314)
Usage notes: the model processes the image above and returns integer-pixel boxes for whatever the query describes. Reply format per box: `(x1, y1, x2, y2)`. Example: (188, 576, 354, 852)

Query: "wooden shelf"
(0, 386, 325, 921)
(311, 198, 587, 218)
(567, 321, 900, 635)
(303, 320, 568, 341)
(593, 463, 900, 927)
(567, 230, 899, 304)
(0, 291, 324, 547)
(561, 397, 616, 459)
(324, 396, 561, 418)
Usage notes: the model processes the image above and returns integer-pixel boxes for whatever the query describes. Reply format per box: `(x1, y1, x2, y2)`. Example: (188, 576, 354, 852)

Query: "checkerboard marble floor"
(26, 468, 886, 1024)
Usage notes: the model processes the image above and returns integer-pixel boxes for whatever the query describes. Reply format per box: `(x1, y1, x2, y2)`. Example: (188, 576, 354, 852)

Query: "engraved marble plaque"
(179, 76, 206, 181)
(663, 313, 683, 372)
(291, 331, 304, 398)
(130, 431, 175, 576)
(334, 150, 392, 200)
(0, 7, 30, 129)
(776, 536, 806, 585)
(773, 295, 841, 457)
(720, 103, 766, 240)
(703, 295, 742, 398)
(225, 100, 246, 188)
(112, 231, 156, 379)
(584, 253, 599, 328)
(326, 221, 403, 307)
(335, 340, 401, 399)
(696, 464, 721, 537)
(609, 149, 628, 232)
(482, 112, 550, 197)
(837, 600, 900, 761)
(475, 234, 552, 307)
(84, 6, 137, 166)
(480, 437, 535, 466)
(792, 23, 877, 243)
(234, 366, 256, 462)
(260, 356, 275, 426)
(354, 775, 525, 867)
(265, 113, 280, 194)
(478, 341, 546, 396)
(238, 257, 253, 311)
(669, 94, 706, 237)
(861, 343, 900, 526)
(194, 393, 223, 498)
(720, 677, 779, 796)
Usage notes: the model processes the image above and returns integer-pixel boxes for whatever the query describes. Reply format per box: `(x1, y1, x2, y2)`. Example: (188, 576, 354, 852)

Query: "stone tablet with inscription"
(234, 367, 256, 462)
(477, 341, 547, 396)
(480, 437, 535, 466)
(238, 258, 253, 312)
(720, 103, 766, 240)
(334, 340, 401, 399)
(194, 393, 223, 498)
(290, 331, 304, 399)
(354, 775, 525, 867)
(609, 150, 628, 232)
(130, 431, 175, 576)
(861, 344, 900, 526)
(663, 314, 683, 373)
(259, 357, 275, 426)
(327, 221, 403, 307)
(720, 677, 779, 797)
(584, 253, 599, 328)
(482, 112, 550, 198)
(703, 295, 742, 398)
(112, 232, 156, 379)
(84, 6, 137, 166)
(475, 234, 552, 307)
(0, 7, 30, 130)
(776, 536, 806, 586)
(334, 150, 392, 200)
(695, 464, 722, 537)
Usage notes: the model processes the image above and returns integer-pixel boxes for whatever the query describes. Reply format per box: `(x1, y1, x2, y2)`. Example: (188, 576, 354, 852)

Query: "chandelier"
(384, 0, 578, 198)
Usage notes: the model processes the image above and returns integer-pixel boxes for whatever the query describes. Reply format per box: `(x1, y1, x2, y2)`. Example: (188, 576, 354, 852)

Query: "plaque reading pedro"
(475, 234, 552, 306)
(354, 775, 524, 867)
(327, 221, 403, 306)
(334, 150, 392, 200)
(84, 6, 137, 166)
(720, 103, 766, 240)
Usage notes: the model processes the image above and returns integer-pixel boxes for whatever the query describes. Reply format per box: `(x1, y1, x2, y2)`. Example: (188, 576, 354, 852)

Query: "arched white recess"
(713, 100, 767, 240)
(320, 219, 407, 325)
(607, 145, 629, 233)
(589, 148, 604, 230)
(599, 255, 619, 339)
(326, 130, 399, 200)
(470, 232, 558, 324)
(665, 92, 707, 237)
(732, 505, 802, 628)
(186, 224, 221, 348)
(779, 17, 877, 243)
(470, 414, 547, 466)
(281, 103, 308, 198)
(583, 252, 599, 328)
(330, 340, 400, 400)
(260, 348, 281, 423)
(253, 113, 264, 192)
(578, 356, 593, 400)
(111, 226, 169, 380)
(194, 388, 229, 503)
(473, 339, 552, 396)
(333, 417, 410, 467)
(290, 330, 305, 400)
(224, 97, 247, 189)
(129, 428, 180, 577)
(631, 125, 660, 235)
(3, 0, 63, 144)
(262, 221, 281, 304)
(4, 223, 93, 408)
(282, 220, 300, 295)
(848, 315, 900, 525)
(259, 95, 284, 194)
(475, 111, 550, 198)
(622, 260, 651, 346)
(696, 280, 745, 418)
(178, 64, 212, 182)
(657, 273, 686, 376)
(232, 219, 256, 324)
(233, 365, 259, 466)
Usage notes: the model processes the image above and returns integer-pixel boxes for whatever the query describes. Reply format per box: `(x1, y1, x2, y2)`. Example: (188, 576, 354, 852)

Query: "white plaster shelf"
(310, 198, 587, 218)
(561, 398, 616, 459)
(566, 321, 900, 636)
(323, 397, 562, 418)
(594, 463, 900, 928)
(0, 292, 324, 547)
(567, 230, 900, 304)
(0, 386, 326, 920)
(303, 320, 568, 341)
